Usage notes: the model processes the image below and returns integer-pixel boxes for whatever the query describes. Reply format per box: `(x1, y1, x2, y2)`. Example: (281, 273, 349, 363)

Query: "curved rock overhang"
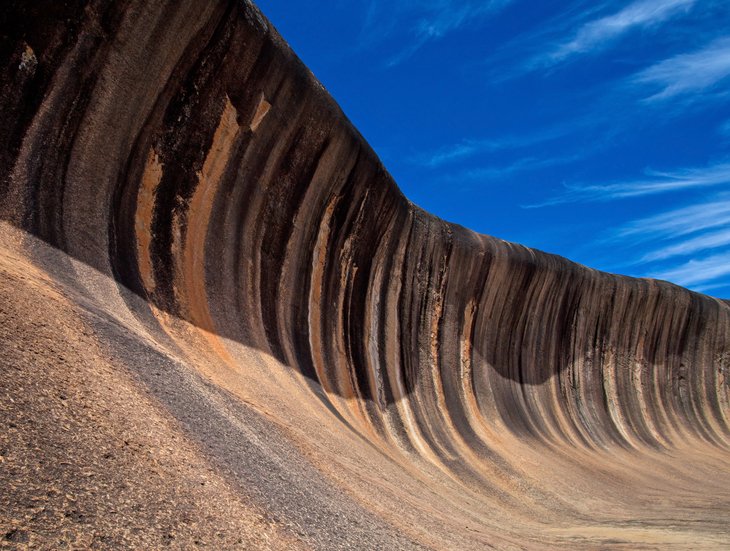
(1, 1, 729, 548)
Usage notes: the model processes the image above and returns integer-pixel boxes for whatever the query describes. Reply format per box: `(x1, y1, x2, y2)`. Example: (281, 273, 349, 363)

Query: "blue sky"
(258, 0, 730, 298)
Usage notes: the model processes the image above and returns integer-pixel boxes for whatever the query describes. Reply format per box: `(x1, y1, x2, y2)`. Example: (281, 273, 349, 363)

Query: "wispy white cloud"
(641, 227, 730, 261)
(542, 0, 695, 65)
(528, 161, 730, 207)
(597, 196, 730, 293)
(633, 36, 730, 102)
(613, 196, 730, 240)
(464, 154, 582, 179)
(693, 281, 730, 294)
(535, 183, 730, 294)
(412, 125, 573, 168)
(419, 141, 483, 168)
(371, 0, 512, 67)
(651, 250, 730, 286)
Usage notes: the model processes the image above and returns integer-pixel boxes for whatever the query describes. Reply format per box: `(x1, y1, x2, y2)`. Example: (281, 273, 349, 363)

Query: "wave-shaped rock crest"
(1, 1, 728, 548)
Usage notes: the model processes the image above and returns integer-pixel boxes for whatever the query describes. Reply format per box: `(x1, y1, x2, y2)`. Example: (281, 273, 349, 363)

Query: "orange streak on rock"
(182, 96, 240, 365)
(136, 150, 162, 294)
(250, 93, 271, 131)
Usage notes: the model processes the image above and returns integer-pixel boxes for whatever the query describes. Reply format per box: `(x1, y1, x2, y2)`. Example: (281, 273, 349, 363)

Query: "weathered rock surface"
(1, 1, 729, 548)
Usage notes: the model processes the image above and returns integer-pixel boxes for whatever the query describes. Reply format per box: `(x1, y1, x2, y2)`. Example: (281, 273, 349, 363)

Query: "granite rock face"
(1, 1, 729, 548)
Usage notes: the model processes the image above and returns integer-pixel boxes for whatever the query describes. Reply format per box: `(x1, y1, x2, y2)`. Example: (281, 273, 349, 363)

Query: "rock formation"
(1, 0, 728, 548)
